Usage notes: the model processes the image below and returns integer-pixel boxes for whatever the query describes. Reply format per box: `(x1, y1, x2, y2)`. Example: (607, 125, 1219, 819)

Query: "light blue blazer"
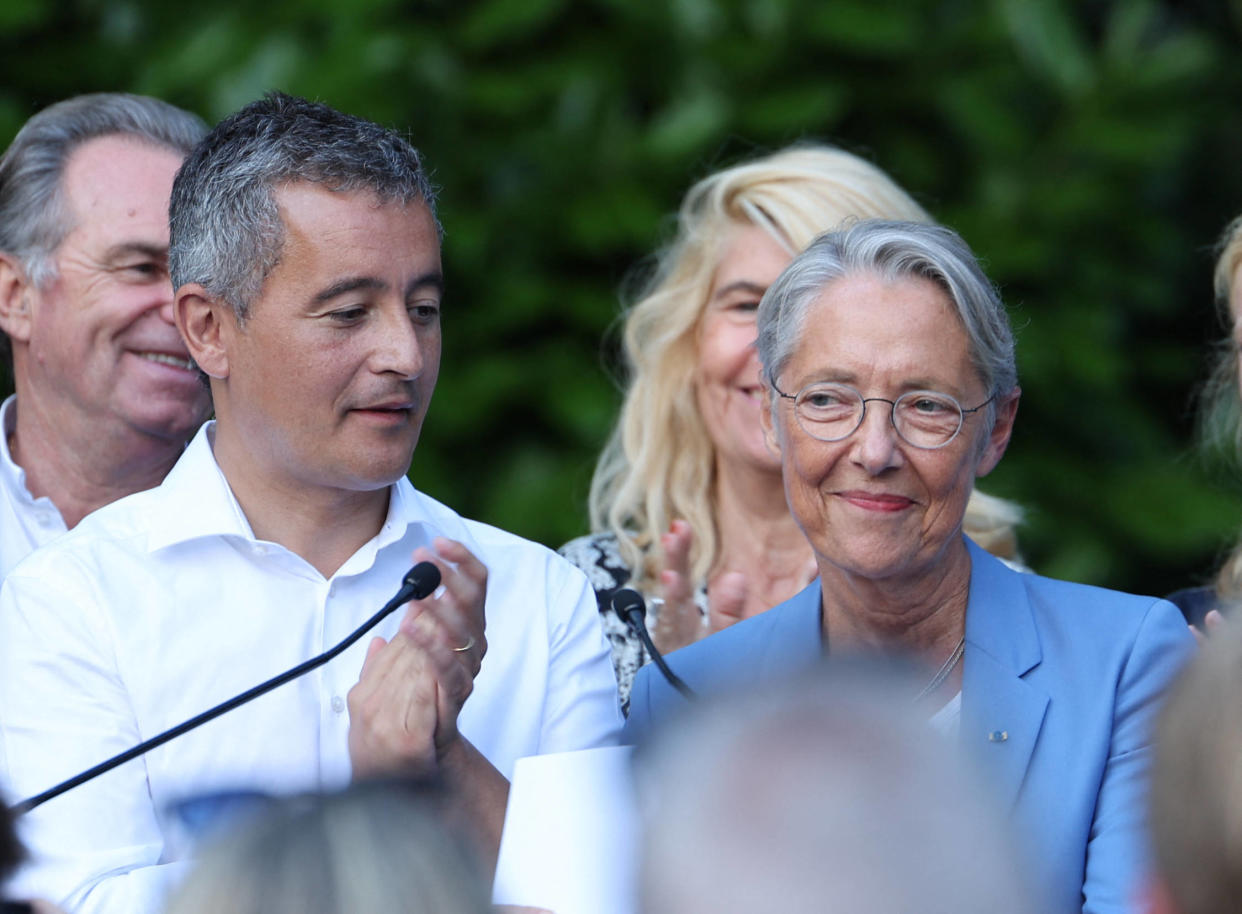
(625, 538, 1195, 914)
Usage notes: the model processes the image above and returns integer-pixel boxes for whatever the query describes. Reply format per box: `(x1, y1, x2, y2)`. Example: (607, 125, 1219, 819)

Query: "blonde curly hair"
(589, 144, 1023, 594)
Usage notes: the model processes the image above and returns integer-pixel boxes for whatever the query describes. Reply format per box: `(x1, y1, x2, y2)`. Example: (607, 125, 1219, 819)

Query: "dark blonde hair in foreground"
(589, 144, 1021, 593)
(1150, 625, 1242, 914)
(1198, 216, 1242, 608)
(163, 782, 490, 914)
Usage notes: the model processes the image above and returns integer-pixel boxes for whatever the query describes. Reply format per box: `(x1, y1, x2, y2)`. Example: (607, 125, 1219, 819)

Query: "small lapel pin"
(988, 730, 1008, 743)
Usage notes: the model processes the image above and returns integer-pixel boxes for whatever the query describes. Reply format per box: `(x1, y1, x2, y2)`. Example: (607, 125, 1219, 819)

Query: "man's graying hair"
(0, 92, 206, 287)
(757, 220, 1017, 423)
(169, 92, 439, 319)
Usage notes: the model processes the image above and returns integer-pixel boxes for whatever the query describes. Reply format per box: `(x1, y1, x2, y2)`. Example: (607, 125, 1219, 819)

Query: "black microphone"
(612, 588, 695, 700)
(11, 561, 441, 817)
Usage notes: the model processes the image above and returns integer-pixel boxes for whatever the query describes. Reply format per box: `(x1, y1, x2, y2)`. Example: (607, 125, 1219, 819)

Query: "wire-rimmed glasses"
(771, 379, 994, 450)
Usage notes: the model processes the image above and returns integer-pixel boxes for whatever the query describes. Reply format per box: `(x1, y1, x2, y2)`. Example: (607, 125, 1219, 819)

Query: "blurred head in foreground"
(1148, 625, 1242, 914)
(163, 780, 491, 914)
(633, 668, 1037, 914)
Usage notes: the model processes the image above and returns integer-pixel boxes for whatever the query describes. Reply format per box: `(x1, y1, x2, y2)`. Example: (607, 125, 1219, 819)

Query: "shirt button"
(331, 696, 345, 714)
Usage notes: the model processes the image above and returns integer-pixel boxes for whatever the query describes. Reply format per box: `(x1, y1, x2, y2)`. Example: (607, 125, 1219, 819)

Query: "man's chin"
(127, 405, 213, 446)
(343, 450, 419, 491)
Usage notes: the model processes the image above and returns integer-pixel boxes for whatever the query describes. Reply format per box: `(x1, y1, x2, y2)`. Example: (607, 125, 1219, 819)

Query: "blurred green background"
(3, 0, 1241, 596)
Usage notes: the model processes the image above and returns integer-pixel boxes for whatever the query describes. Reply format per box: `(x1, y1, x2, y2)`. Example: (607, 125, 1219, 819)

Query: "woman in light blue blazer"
(625, 220, 1194, 914)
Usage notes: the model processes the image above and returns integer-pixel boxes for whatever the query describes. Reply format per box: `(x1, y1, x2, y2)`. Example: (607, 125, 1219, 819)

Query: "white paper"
(492, 745, 638, 914)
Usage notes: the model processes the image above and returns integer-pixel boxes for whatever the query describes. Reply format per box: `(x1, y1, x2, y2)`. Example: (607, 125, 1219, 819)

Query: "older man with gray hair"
(0, 93, 620, 913)
(0, 93, 211, 578)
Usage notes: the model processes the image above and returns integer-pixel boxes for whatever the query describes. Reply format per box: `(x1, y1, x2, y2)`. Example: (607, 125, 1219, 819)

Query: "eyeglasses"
(771, 380, 994, 450)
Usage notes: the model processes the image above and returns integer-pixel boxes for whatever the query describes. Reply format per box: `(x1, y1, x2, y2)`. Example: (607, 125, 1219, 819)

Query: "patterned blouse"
(559, 531, 708, 715)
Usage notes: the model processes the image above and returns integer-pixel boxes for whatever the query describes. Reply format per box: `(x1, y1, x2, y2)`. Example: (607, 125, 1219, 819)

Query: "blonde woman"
(561, 144, 1025, 710)
(1169, 216, 1242, 631)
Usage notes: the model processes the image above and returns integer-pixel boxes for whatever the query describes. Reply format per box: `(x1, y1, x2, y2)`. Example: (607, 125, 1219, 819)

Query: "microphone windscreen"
(403, 561, 441, 600)
(611, 588, 646, 627)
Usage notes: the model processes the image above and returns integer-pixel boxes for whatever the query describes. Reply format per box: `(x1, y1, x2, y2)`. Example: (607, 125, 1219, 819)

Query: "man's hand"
(347, 537, 488, 778)
(347, 632, 439, 778)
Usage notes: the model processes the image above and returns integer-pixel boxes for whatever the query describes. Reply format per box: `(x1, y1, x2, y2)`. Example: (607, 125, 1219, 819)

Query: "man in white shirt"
(0, 93, 621, 913)
(0, 94, 213, 578)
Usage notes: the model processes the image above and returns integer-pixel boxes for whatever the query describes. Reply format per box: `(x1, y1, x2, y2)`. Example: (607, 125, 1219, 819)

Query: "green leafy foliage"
(2, 0, 1241, 595)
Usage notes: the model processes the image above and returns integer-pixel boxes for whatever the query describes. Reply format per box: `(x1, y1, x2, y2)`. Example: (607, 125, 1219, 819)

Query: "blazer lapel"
(757, 580, 824, 680)
(960, 540, 1049, 812)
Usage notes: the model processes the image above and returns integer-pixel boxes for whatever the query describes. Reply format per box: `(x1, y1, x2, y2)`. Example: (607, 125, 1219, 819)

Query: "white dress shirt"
(0, 395, 68, 579)
(0, 422, 622, 914)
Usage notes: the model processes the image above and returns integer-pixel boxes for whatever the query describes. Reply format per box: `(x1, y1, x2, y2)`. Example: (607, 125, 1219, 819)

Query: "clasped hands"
(347, 537, 487, 779)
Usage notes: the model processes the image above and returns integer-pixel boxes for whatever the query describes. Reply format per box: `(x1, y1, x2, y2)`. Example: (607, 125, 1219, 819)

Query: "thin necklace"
(914, 636, 965, 702)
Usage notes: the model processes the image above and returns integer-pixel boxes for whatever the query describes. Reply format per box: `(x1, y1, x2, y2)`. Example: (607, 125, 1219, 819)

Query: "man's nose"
(375, 307, 424, 379)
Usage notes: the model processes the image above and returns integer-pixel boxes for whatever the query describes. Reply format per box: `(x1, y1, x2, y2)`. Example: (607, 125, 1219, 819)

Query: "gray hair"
(0, 92, 206, 287)
(634, 666, 1040, 914)
(164, 780, 491, 914)
(757, 220, 1017, 414)
(169, 92, 438, 319)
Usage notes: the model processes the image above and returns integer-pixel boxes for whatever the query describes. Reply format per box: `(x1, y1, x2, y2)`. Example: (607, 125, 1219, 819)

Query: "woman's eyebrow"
(712, 280, 767, 301)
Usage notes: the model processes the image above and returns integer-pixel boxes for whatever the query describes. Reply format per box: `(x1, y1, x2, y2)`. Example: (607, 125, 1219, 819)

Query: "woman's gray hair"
(0, 92, 206, 287)
(169, 92, 438, 320)
(757, 220, 1018, 411)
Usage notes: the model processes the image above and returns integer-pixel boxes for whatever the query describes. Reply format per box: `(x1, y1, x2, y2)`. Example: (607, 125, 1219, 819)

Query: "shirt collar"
(145, 421, 258, 551)
(145, 421, 431, 562)
(0, 395, 58, 514)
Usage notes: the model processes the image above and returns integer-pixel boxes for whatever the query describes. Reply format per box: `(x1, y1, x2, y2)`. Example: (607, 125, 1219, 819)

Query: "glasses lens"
(894, 391, 963, 447)
(794, 383, 862, 441)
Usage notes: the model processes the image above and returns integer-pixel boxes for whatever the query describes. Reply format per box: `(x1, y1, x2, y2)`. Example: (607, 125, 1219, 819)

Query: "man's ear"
(175, 284, 234, 380)
(760, 386, 782, 458)
(0, 252, 36, 345)
(976, 387, 1020, 478)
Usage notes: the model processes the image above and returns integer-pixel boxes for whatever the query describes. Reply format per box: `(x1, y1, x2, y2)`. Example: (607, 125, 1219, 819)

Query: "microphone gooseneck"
(11, 561, 442, 817)
(611, 588, 695, 700)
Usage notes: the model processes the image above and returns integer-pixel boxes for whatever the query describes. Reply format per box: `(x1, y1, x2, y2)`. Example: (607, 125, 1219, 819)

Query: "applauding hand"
(347, 537, 488, 778)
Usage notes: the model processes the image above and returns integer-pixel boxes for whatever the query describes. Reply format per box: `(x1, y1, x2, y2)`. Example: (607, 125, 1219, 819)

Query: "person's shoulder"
(1020, 566, 1183, 627)
(402, 485, 534, 549)
(559, 531, 622, 566)
(558, 531, 633, 597)
(998, 560, 1194, 675)
(972, 540, 1180, 628)
(402, 484, 589, 590)
(8, 486, 159, 578)
(640, 584, 820, 698)
(1164, 584, 1216, 628)
(625, 599, 814, 744)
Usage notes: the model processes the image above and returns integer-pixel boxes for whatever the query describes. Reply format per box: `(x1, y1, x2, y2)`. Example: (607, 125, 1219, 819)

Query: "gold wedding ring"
(453, 634, 476, 653)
